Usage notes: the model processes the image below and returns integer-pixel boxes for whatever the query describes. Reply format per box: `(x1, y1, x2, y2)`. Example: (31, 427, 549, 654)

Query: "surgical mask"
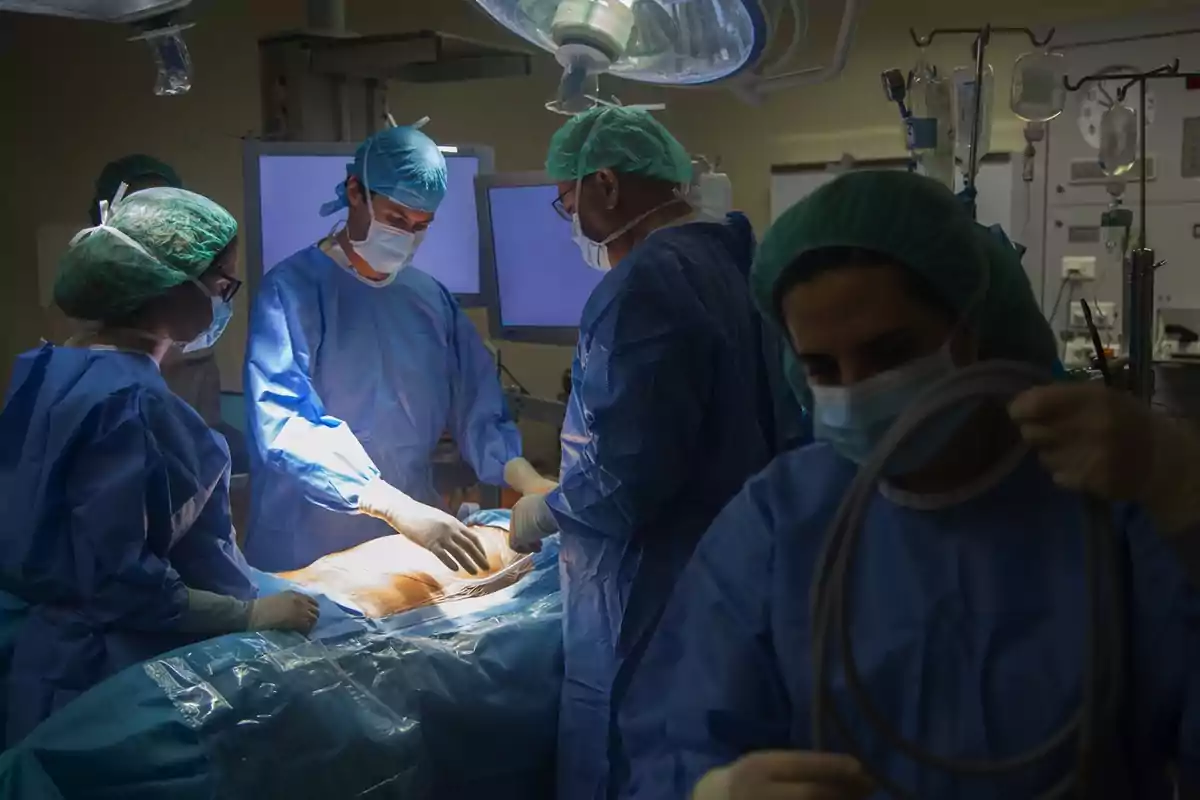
(182, 280, 232, 353)
(569, 176, 685, 272)
(349, 218, 425, 275)
(810, 342, 971, 476)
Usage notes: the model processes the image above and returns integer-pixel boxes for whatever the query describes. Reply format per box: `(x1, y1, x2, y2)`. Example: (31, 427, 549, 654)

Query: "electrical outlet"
(1062, 255, 1096, 280)
(1071, 301, 1117, 327)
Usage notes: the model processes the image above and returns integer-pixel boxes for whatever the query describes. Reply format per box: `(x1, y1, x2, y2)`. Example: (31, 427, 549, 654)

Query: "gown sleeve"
(445, 301, 522, 486)
(546, 278, 714, 541)
(62, 390, 189, 632)
(244, 272, 381, 512)
(620, 482, 791, 798)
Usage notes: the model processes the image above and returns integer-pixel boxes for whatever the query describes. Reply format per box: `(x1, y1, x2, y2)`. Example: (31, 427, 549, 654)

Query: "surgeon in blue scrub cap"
(617, 171, 1200, 800)
(243, 121, 550, 574)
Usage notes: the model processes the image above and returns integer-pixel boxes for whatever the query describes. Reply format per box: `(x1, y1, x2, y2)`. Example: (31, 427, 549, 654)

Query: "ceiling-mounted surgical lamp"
(0, 0, 196, 96)
(466, 0, 860, 110)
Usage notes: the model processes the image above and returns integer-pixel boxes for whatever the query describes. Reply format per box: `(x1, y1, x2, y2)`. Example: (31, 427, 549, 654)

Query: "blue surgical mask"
(810, 342, 970, 475)
(182, 281, 232, 353)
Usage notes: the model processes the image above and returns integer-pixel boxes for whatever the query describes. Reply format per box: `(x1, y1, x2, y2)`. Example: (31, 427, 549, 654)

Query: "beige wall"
(0, 0, 1189, 456)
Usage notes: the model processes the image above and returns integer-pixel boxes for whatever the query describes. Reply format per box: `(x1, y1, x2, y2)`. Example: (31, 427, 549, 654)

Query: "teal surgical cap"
(320, 124, 448, 216)
(545, 106, 693, 185)
(57, 187, 238, 322)
(91, 154, 182, 225)
(752, 170, 1058, 403)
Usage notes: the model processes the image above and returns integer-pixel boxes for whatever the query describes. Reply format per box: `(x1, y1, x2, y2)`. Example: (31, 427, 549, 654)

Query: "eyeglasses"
(216, 274, 243, 303)
(552, 187, 575, 222)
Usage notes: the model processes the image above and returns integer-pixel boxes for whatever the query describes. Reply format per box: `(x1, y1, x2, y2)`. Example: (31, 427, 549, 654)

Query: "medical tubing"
(809, 360, 1125, 799)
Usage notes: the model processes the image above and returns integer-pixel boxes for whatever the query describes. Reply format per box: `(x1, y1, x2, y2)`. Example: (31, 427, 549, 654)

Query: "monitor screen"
(487, 184, 603, 329)
(255, 153, 481, 296)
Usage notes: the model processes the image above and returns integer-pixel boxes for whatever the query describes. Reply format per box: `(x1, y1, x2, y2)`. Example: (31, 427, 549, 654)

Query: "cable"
(809, 360, 1127, 798)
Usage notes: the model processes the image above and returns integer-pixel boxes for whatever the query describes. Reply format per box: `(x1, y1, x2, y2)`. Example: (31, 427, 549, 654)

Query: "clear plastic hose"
(810, 360, 1127, 798)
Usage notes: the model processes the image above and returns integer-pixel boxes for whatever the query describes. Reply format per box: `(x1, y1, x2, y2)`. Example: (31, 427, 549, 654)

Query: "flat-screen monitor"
(242, 140, 493, 306)
(477, 172, 604, 345)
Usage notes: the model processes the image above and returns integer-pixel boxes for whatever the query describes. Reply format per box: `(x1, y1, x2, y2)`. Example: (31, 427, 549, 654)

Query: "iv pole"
(1063, 60, 1200, 401)
(908, 25, 1055, 219)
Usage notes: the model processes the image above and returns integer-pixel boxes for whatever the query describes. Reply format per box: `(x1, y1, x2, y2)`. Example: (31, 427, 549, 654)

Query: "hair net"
(752, 170, 1058, 404)
(56, 187, 238, 322)
(545, 106, 693, 184)
(91, 155, 182, 225)
(319, 124, 448, 216)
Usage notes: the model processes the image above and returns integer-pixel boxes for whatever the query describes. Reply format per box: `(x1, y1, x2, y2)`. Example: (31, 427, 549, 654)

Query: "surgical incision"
(279, 525, 532, 618)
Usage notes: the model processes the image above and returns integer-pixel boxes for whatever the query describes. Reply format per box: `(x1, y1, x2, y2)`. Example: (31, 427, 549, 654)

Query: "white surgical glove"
(503, 457, 559, 496)
(692, 752, 874, 800)
(247, 591, 320, 635)
(359, 478, 490, 574)
(1010, 383, 1200, 534)
(509, 493, 558, 554)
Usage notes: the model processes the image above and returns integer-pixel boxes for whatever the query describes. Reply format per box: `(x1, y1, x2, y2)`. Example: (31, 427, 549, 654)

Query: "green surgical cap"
(753, 170, 1057, 404)
(91, 154, 182, 225)
(545, 106, 693, 184)
(56, 187, 237, 322)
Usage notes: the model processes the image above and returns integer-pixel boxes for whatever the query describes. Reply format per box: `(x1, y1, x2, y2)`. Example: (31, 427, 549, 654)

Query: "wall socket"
(1062, 255, 1097, 281)
(1069, 301, 1116, 328)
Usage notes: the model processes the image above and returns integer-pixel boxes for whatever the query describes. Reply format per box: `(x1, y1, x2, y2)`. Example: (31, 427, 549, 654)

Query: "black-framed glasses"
(552, 186, 575, 221)
(216, 274, 243, 303)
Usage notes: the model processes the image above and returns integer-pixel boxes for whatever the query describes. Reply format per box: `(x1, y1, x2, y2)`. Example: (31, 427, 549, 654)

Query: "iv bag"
(952, 64, 994, 171)
(1099, 104, 1138, 177)
(1010, 51, 1066, 122)
(908, 56, 955, 188)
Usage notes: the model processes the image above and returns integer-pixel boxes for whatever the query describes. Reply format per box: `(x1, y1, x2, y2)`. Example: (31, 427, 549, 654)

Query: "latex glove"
(1010, 382, 1200, 534)
(359, 478, 489, 574)
(248, 591, 320, 635)
(503, 457, 559, 495)
(509, 492, 558, 554)
(693, 752, 874, 800)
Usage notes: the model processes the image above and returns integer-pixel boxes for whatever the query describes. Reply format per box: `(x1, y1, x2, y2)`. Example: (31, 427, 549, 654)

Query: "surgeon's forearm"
(178, 588, 253, 635)
(503, 457, 558, 495)
(262, 415, 381, 513)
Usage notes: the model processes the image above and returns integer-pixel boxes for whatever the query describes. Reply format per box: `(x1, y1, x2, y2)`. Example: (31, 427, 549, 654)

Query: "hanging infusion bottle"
(1010, 50, 1066, 123)
(907, 55, 955, 188)
(1099, 104, 1139, 177)
(952, 63, 995, 171)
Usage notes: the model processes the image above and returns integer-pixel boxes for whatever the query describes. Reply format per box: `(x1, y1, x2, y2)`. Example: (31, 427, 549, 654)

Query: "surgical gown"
(0, 344, 256, 746)
(243, 245, 522, 571)
(545, 212, 776, 799)
(617, 443, 1200, 799)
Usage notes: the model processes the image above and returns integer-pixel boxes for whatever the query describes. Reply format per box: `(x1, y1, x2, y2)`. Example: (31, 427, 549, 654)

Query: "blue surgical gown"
(618, 443, 1200, 799)
(545, 213, 777, 799)
(0, 344, 256, 745)
(243, 245, 522, 571)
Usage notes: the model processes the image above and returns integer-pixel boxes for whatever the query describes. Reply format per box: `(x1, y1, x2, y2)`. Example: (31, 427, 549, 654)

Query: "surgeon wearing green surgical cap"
(89, 154, 183, 226)
(513, 106, 791, 799)
(617, 170, 1200, 800)
(0, 187, 319, 747)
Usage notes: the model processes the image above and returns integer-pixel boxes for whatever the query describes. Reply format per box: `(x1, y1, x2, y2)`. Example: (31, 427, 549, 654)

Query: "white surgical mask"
(350, 219, 425, 275)
(569, 176, 686, 272)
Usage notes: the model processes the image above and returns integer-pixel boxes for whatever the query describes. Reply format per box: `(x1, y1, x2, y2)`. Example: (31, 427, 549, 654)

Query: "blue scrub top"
(618, 443, 1200, 799)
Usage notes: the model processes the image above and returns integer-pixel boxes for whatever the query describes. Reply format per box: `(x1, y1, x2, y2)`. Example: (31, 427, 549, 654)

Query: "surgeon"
(506, 107, 779, 798)
(0, 187, 318, 746)
(244, 121, 546, 574)
(617, 171, 1200, 799)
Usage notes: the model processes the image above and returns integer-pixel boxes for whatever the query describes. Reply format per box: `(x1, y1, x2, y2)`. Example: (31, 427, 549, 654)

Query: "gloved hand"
(248, 591, 320, 635)
(503, 457, 559, 495)
(692, 752, 874, 800)
(1010, 382, 1200, 534)
(359, 478, 490, 573)
(509, 492, 558, 554)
